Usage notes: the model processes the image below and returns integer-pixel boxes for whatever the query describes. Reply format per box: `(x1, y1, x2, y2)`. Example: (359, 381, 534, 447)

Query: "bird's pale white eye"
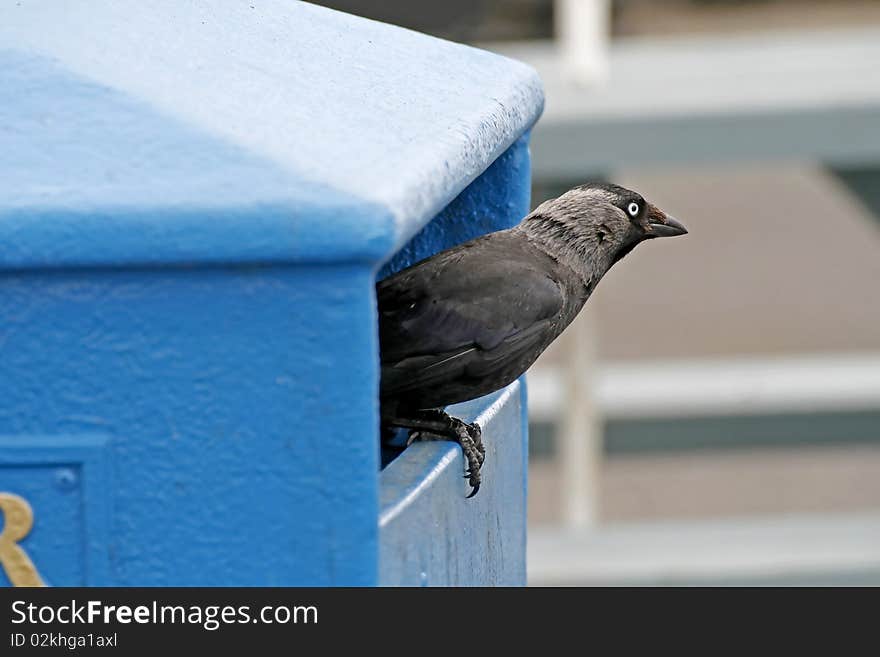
(627, 202, 640, 217)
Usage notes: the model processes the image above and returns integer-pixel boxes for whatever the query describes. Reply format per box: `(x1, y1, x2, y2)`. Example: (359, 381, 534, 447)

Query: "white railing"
(529, 351, 880, 422)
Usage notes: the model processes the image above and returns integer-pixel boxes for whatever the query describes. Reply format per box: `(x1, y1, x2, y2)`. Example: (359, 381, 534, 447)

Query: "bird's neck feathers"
(514, 210, 622, 288)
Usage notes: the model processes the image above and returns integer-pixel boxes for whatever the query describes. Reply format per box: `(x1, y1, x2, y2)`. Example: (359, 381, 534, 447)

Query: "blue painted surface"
(379, 382, 528, 586)
(0, 437, 111, 586)
(0, 2, 542, 585)
(0, 50, 391, 269)
(1, 265, 383, 585)
(379, 134, 533, 279)
(0, 0, 543, 264)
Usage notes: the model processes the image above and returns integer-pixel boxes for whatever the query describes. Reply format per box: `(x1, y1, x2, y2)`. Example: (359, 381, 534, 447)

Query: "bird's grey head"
(518, 182, 687, 280)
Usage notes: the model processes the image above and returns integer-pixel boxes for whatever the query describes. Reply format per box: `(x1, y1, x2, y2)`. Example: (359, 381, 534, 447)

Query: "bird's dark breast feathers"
(377, 231, 585, 412)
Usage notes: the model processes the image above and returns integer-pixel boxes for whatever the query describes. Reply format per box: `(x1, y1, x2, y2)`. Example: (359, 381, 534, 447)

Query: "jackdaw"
(378, 182, 687, 496)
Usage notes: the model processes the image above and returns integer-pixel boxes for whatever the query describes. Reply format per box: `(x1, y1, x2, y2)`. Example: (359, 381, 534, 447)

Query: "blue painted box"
(0, 1, 543, 586)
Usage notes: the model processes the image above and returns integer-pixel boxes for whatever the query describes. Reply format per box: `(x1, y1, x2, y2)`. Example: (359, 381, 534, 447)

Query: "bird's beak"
(645, 204, 688, 238)
(651, 215, 688, 237)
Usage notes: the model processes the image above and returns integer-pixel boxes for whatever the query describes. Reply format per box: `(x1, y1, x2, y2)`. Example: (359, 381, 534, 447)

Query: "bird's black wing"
(378, 236, 564, 401)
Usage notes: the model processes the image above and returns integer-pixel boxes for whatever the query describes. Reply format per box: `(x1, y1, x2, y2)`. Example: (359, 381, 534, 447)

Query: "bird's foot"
(408, 417, 484, 463)
(407, 424, 482, 497)
(388, 410, 485, 498)
(460, 424, 483, 498)
(468, 421, 485, 467)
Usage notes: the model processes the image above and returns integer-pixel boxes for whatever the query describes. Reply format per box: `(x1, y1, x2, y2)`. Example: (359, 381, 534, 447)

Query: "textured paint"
(0, 49, 394, 269)
(379, 382, 529, 586)
(0, 0, 544, 263)
(379, 134, 533, 278)
(0, 437, 111, 586)
(1, 267, 384, 585)
(0, 2, 542, 585)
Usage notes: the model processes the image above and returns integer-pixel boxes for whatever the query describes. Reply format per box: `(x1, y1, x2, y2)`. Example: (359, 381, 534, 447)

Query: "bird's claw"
(407, 422, 483, 497)
(454, 423, 483, 498)
(468, 422, 485, 466)
(399, 414, 484, 498)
